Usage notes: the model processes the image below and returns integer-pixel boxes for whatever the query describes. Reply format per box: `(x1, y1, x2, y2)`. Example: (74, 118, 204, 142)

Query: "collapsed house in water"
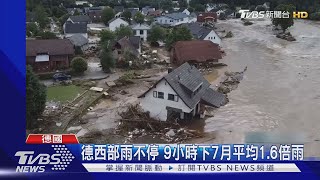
(139, 62, 226, 121)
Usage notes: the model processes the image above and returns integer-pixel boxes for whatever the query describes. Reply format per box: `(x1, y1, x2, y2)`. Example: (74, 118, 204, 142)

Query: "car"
(53, 72, 71, 82)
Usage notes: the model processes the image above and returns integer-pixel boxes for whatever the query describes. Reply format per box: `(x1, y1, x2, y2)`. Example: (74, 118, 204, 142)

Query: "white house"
(183, 23, 221, 46)
(182, 9, 190, 15)
(108, 18, 129, 31)
(75, 1, 88, 6)
(115, 12, 122, 18)
(202, 30, 221, 46)
(139, 63, 226, 121)
(131, 24, 151, 41)
(155, 12, 190, 26)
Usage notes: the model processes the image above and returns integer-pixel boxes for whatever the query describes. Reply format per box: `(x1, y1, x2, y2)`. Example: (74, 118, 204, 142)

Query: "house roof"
(139, 63, 226, 108)
(26, 39, 74, 56)
(164, 12, 188, 20)
(197, 12, 217, 22)
(114, 6, 124, 13)
(67, 8, 83, 14)
(182, 23, 213, 40)
(172, 40, 222, 64)
(69, 15, 91, 23)
(131, 23, 151, 30)
(67, 34, 89, 47)
(148, 10, 162, 16)
(127, 8, 139, 17)
(116, 36, 140, 56)
(108, 17, 128, 24)
(65, 22, 88, 33)
(88, 10, 102, 19)
(142, 6, 155, 14)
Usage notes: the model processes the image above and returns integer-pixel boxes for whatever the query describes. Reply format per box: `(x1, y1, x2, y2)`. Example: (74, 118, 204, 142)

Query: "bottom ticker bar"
(82, 163, 301, 173)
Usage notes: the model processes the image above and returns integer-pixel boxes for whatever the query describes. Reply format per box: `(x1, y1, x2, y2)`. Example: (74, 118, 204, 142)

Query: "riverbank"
(205, 18, 320, 157)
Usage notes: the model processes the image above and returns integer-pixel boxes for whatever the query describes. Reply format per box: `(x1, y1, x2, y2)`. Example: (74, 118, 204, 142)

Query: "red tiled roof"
(148, 10, 162, 16)
(172, 40, 222, 64)
(197, 12, 217, 22)
(26, 39, 75, 56)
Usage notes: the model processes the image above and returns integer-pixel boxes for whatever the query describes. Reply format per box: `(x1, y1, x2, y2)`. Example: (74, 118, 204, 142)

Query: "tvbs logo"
(239, 10, 265, 18)
(293, 12, 308, 19)
(15, 151, 60, 172)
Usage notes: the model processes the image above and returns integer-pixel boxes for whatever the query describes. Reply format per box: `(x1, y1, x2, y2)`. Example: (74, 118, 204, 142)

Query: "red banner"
(26, 134, 79, 144)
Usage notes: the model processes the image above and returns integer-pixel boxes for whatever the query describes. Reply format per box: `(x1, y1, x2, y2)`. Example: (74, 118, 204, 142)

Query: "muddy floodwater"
(200, 19, 320, 157)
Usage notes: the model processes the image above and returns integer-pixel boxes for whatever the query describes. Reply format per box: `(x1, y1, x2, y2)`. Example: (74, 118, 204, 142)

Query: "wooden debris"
(106, 81, 116, 87)
(90, 87, 103, 92)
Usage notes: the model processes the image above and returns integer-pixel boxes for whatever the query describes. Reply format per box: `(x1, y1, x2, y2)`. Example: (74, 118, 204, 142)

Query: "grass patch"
(47, 85, 84, 103)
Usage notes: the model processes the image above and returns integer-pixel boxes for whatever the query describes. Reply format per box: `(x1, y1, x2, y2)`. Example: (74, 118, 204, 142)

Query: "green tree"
(71, 57, 88, 74)
(99, 30, 116, 48)
(161, 0, 174, 11)
(59, 14, 70, 26)
(26, 22, 40, 37)
(194, 4, 205, 12)
(188, 7, 195, 13)
(272, 4, 295, 32)
(100, 45, 115, 73)
(165, 26, 193, 49)
(26, 66, 46, 129)
(122, 10, 132, 22)
(179, 0, 188, 9)
(115, 25, 133, 39)
(99, 30, 116, 43)
(127, 2, 139, 8)
(34, 5, 50, 29)
(256, 5, 266, 12)
(310, 12, 320, 20)
(51, 6, 67, 18)
(102, 7, 115, 25)
(148, 25, 166, 45)
(133, 12, 145, 24)
(146, 16, 154, 25)
(38, 31, 57, 39)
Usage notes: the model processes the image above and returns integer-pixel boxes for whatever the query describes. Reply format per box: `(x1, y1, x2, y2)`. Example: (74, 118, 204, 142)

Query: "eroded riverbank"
(203, 19, 320, 157)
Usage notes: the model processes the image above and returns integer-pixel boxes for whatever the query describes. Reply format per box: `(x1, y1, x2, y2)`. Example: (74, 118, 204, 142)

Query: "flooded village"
(26, 1, 320, 157)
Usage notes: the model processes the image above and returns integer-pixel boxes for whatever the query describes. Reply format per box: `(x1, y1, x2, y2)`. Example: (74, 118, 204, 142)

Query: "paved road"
(42, 62, 109, 86)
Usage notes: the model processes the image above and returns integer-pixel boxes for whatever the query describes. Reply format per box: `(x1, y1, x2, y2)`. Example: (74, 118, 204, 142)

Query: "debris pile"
(224, 31, 234, 38)
(43, 101, 61, 117)
(243, 20, 253, 26)
(217, 67, 247, 94)
(117, 105, 203, 143)
(276, 32, 296, 41)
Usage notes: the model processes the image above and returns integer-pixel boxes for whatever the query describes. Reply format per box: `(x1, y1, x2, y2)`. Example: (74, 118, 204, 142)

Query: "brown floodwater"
(200, 19, 320, 157)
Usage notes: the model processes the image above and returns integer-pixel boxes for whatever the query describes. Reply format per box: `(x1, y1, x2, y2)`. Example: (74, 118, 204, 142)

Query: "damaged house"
(170, 40, 222, 66)
(112, 36, 141, 61)
(26, 39, 74, 73)
(139, 63, 226, 121)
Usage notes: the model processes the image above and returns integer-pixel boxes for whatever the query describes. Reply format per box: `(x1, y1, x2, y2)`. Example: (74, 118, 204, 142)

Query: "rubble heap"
(218, 67, 247, 94)
(117, 104, 203, 143)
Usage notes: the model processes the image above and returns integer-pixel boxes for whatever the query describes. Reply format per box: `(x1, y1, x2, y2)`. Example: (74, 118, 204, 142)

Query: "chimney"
(168, 67, 173, 73)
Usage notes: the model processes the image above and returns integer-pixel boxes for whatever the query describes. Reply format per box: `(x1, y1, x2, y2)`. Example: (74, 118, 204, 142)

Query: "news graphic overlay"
(13, 137, 310, 174)
(80, 144, 304, 173)
(15, 144, 75, 172)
